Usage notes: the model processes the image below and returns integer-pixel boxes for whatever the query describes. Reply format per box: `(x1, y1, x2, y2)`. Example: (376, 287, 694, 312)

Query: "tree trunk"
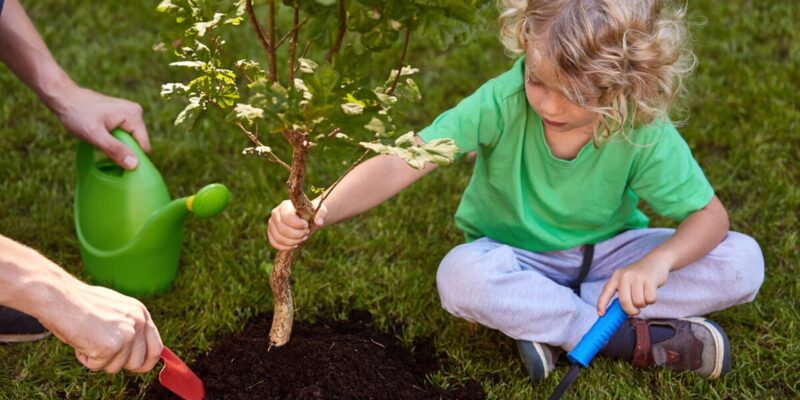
(269, 130, 314, 347)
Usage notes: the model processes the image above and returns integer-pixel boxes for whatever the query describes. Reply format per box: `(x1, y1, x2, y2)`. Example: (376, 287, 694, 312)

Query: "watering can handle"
(76, 128, 147, 178)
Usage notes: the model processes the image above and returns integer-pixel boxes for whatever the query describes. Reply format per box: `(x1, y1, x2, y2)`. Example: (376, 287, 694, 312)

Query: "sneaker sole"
(516, 340, 551, 380)
(0, 331, 51, 344)
(682, 317, 727, 379)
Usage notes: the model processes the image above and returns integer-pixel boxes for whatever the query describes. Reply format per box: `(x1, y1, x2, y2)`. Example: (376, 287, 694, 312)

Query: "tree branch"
(275, 17, 309, 50)
(326, 0, 347, 62)
(298, 41, 312, 68)
(387, 25, 411, 96)
(245, 0, 274, 82)
(285, 130, 315, 219)
(326, 127, 342, 138)
(236, 121, 264, 146)
(268, 0, 278, 83)
(236, 122, 291, 172)
(269, 129, 314, 347)
(208, 29, 254, 84)
(292, 41, 313, 75)
(288, 4, 300, 88)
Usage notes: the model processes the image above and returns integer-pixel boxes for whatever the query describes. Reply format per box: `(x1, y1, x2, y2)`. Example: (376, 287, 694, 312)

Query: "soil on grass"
(145, 311, 485, 400)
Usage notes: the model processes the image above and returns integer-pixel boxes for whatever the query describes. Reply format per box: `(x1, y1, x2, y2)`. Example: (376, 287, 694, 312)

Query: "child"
(268, 0, 764, 382)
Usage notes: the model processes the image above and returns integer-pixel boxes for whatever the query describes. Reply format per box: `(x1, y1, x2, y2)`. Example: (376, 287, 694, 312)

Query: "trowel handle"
(567, 299, 626, 368)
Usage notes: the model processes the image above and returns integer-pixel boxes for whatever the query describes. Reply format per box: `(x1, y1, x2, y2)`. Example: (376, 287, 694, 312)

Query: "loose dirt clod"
(145, 312, 485, 400)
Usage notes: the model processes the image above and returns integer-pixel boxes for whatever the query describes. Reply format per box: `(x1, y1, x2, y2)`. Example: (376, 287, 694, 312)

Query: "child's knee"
(436, 242, 513, 315)
(719, 232, 765, 302)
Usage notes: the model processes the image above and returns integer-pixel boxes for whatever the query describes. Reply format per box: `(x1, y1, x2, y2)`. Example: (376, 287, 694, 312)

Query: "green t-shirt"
(419, 57, 714, 252)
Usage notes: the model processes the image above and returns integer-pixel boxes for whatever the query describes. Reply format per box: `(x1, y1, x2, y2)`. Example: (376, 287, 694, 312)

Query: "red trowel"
(159, 347, 205, 400)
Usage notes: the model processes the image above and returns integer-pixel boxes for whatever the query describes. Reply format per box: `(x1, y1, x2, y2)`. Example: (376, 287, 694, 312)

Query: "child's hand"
(596, 260, 671, 316)
(267, 199, 327, 251)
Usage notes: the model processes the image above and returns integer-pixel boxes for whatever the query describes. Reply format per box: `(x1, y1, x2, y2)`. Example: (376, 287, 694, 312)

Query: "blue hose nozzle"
(567, 299, 627, 368)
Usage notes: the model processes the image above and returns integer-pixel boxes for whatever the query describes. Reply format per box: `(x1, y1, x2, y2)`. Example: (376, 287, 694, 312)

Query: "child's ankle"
(599, 318, 675, 361)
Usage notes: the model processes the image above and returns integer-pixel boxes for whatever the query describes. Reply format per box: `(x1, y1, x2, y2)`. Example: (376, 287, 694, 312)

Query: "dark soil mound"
(145, 311, 484, 400)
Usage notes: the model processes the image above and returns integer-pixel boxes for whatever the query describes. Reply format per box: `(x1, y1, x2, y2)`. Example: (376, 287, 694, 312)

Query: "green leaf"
(341, 102, 365, 115)
(343, 93, 366, 107)
(192, 13, 225, 37)
(293, 78, 314, 105)
(234, 103, 265, 123)
(349, 2, 382, 33)
(235, 59, 267, 80)
(359, 133, 458, 170)
(334, 132, 353, 141)
(242, 146, 274, 156)
(304, 63, 339, 107)
(395, 131, 415, 145)
(364, 117, 386, 134)
(161, 82, 190, 98)
(373, 89, 398, 108)
(170, 60, 207, 69)
(422, 138, 459, 159)
(174, 96, 204, 127)
(385, 65, 420, 86)
(156, 0, 179, 13)
(224, 17, 243, 26)
(297, 58, 319, 74)
(361, 22, 400, 51)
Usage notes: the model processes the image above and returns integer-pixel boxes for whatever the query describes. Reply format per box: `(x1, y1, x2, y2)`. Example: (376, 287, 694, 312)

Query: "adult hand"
(39, 282, 163, 374)
(267, 199, 327, 251)
(52, 85, 151, 170)
(0, 0, 150, 169)
(596, 259, 671, 316)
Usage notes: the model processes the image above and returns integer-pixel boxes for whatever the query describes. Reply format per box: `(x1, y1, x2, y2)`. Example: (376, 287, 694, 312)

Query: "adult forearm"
(0, 0, 77, 111)
(0, 235, 77, 320)
(1, 235, 164, 373)
(319, 154, 436, 226)
(643, 195, 730, 271)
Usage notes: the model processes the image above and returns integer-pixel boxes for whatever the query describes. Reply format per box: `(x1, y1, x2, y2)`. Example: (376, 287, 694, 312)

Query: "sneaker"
(0, 306, 50, 343)
(516, 340, 563, 381)
(631, 318, 731, 379)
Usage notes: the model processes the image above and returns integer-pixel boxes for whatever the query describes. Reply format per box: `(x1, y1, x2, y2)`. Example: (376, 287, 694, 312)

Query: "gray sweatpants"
(436, 228, 764, 350)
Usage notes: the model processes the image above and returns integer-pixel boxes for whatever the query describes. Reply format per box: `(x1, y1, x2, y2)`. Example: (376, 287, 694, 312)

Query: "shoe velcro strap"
(631, 318, 653, 368)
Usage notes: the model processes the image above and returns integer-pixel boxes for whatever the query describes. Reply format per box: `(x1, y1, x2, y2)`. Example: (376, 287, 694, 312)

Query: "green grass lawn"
(1, 1, 797, 399)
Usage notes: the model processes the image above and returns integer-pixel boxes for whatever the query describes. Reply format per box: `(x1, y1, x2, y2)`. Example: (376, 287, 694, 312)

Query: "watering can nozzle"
(187, 183, 230, 219)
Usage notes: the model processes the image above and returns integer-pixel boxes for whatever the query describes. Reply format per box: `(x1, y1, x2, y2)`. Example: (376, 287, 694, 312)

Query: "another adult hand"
(52, 85, 151, 170)
(267, 199, 327, 251)
(39, 281, 163, 374)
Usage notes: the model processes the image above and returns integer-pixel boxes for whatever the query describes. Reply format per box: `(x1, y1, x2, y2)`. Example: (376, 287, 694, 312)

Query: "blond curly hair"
(498, 0, 696, 144)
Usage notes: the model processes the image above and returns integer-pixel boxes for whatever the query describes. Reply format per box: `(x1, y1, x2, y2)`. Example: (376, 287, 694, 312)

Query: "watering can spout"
(137, 183, 230, 245)
(75, 128, 229, 297)
(186, 183, 230, 219)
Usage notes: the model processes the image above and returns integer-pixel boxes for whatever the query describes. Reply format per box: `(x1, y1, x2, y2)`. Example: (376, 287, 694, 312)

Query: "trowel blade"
(159, 346, 205, 400)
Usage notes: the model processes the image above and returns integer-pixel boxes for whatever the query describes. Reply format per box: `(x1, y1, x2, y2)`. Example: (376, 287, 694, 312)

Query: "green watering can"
(75, 129, 229, 297)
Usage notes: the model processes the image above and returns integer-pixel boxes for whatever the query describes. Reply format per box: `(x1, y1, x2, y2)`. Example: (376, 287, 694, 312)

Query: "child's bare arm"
(596, 195, 730, 316)
(268, 153, 438, 250)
